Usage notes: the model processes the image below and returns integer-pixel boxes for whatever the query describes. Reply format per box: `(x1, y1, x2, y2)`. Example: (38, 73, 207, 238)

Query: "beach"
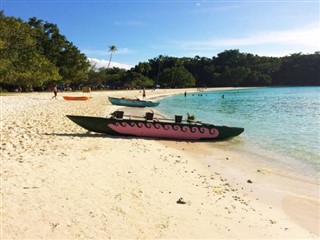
(1, 88, 319, 239)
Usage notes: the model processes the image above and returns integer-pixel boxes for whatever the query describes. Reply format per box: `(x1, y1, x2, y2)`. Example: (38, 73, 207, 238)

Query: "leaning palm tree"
(155, 55, 163, 86)
(107, 45, 117, 68)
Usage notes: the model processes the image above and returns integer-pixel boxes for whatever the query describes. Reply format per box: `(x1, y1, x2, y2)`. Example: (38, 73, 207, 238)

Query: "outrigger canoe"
(66, 111, 244, 141)
(108, 96, 160, 107)
(63, 96, 89, 101)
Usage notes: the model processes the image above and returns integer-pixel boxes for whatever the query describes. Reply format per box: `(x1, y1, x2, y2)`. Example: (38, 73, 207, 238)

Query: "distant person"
(221, 94, 224, 99)
(52, 85, 58, 99)
(142, 88, 146, 99)
(184, 91, 187, 97)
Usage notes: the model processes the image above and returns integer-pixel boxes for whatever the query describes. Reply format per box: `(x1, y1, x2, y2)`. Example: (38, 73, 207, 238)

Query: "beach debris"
(49, 222, 59, 232)
(23, 186, 38, 189)
(269, 219, 276, 224)
(247, 179, 253, 184)
(176, 198, 186, 204)
(256, 168, 271, 175)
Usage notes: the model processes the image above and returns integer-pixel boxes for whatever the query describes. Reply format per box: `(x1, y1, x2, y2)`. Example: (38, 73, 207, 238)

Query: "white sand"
(1, 89, 319, 239)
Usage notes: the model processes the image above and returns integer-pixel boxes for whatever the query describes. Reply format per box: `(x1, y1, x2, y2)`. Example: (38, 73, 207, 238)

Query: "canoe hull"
(66, 115, 244, 141)
(63, 96, 89, 101)
(108, 97, 159, 107)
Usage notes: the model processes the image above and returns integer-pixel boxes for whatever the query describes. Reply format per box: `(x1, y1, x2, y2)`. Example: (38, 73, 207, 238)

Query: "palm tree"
(107, 45, 117, 68)
(155, 55, 163, 86)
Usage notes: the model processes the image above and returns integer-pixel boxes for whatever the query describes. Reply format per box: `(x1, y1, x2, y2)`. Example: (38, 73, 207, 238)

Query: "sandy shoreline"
(1, 88, 319, 239)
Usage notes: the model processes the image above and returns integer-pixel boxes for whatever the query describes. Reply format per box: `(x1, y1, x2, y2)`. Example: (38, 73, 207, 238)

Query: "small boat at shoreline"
(66, 111, 244, 141)
(108, 96, 160, 107)
(63, 96, 89, 101)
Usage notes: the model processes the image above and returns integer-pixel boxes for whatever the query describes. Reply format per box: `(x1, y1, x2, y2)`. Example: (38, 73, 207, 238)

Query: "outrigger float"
(66, 111, 244, 141)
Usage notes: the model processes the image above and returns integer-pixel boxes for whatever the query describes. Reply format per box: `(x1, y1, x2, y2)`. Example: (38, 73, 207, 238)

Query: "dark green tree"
(159, 67, 195, 88)
(274, 53, 320, 85)
(123, 71, 154, 88)
(134, 62, 151, 78)
(28, 17, 90, 84)
(0, 15, 60, 87)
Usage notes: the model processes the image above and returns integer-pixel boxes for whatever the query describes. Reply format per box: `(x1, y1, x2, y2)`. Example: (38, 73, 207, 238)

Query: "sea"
(156, 87, 320, 180)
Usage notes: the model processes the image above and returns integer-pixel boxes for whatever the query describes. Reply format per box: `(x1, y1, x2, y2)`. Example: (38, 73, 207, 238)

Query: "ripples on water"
(156, 87, 320, 178)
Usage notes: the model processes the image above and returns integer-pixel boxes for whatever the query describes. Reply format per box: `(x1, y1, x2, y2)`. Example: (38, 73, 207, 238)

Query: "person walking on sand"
(52, 85, 58, 99)
(142, 88, 146, 99)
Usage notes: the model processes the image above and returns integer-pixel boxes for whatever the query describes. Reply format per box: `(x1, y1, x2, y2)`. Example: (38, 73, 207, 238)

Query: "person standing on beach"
(52, 85, 58, 99)
(142, 88, 146, 99)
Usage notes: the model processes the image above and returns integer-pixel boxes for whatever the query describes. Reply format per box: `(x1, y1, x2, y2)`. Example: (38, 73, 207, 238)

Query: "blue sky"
(1, 0, 319, 69)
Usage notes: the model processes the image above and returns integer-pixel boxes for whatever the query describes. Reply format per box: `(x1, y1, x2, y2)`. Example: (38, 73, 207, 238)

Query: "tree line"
(1, 12, 319, 92)
(0, 12, 89, 91)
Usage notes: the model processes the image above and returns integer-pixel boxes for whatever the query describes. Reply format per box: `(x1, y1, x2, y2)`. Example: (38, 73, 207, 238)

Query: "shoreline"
(1, 89, 319, 239)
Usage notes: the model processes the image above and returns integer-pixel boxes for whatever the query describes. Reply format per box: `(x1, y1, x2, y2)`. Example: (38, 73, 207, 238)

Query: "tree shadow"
(44, 132, 242, 143)
(44, 132, 183, 142)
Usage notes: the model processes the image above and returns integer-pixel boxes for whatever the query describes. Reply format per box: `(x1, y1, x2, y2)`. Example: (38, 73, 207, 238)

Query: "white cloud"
(216, 26, 319, 48)
(174, 24, 320, 55)
(88, 58, 133, 70)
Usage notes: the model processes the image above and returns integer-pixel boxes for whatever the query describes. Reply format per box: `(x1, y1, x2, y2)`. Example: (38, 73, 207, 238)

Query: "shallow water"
(156, 87, 320, 179)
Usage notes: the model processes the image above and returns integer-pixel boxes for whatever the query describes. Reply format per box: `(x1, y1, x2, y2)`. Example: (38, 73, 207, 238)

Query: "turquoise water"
(156, 87, 320, 178)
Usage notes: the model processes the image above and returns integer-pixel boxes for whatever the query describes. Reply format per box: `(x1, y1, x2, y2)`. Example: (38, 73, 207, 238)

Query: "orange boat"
(63, 96, 89, 101)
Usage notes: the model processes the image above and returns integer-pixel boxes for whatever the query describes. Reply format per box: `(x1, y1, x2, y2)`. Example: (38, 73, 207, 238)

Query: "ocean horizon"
(156, 86, 320, 180)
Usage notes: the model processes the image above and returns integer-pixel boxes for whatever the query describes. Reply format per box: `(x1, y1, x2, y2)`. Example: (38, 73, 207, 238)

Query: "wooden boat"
(108, 96, 160, 107)
(63, 96, 89, 101)
(66, 111, 244, 141)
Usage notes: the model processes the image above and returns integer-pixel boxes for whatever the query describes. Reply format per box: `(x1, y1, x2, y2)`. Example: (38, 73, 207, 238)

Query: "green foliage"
(122, 71, 153, 88)
(0, 16, 61, 86)
(0, 13, 89, 89)
(134, 62, 152, 77)
(273, 53, 320, 85)
(86, 67, 107, 87)
(84, 50, 319, 89)
(103, 67, 127, 88)
(28, 17, 90, 83)
(159, 67, 195, 88)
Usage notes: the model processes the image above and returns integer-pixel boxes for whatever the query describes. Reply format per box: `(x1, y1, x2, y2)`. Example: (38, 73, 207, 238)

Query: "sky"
(1, 0, 319, 69)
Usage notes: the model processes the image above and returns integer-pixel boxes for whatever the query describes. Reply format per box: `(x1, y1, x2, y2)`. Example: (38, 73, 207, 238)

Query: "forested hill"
(1, 12, 319, 91)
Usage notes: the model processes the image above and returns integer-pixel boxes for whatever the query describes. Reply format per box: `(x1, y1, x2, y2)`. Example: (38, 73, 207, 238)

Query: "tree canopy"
(0, 12, 89, 90)
(0, 14, 61, 87)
